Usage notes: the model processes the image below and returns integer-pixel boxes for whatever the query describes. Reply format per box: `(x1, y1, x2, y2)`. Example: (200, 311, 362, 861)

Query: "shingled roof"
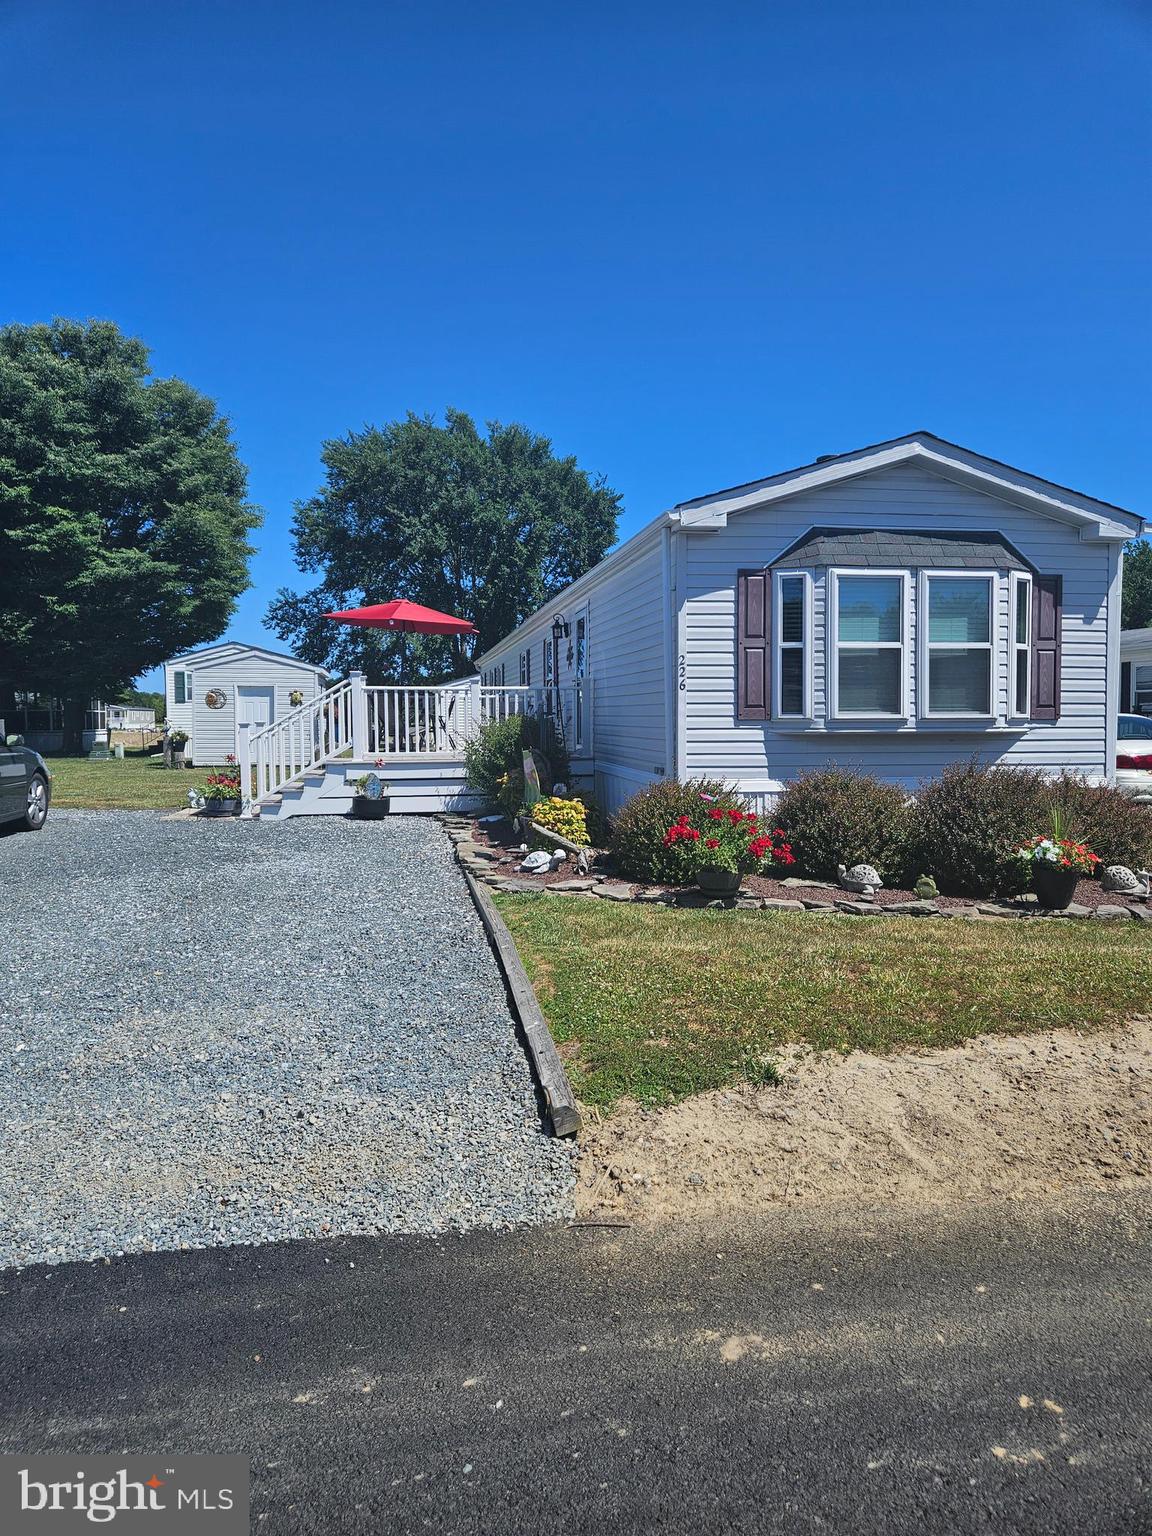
(769, 528, 1034, 572)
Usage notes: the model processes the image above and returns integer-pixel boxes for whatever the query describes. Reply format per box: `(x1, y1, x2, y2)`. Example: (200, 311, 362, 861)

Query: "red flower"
(707, 808, 725, 821)
(705, 837, 719, 849)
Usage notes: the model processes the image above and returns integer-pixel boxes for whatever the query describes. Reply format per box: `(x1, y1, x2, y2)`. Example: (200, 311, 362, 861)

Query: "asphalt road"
(3, 1191, 1150, 1535)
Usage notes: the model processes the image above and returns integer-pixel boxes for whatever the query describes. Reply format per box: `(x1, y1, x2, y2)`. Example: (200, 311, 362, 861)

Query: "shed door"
(237, 686, 275, 729)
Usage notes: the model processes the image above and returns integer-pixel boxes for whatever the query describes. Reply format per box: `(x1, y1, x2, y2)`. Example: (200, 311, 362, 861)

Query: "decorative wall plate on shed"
(205, 688, 227, 710)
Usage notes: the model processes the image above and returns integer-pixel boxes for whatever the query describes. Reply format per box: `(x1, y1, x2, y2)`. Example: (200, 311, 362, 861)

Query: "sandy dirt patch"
(577, 1022, 1152, 1223)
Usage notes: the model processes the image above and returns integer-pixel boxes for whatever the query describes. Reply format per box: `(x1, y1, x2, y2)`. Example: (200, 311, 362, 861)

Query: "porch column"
(350, 670, 369, 757)
(236, 719, 254, 818)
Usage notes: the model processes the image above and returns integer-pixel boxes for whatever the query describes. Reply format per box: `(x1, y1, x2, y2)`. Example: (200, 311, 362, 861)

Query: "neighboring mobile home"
(475, 433, 1146, 814)
(1120, 628, 1152, 716)
(163, 643, 329, 766)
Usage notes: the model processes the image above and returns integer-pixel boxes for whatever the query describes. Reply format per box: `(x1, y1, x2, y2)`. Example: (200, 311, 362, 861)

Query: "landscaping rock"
(882, 900, 939, 916)
(633, 889, 675, 904)
(733, 895, 763, 910)
(800, 898, 836, 911)
(592, 882, 635, 901)
(781, 877, 837, 890)
(977, 903, 1027, 918)
(760, 898, 805, 912)
(1127, 905, 1152, 922)
(1046, 902, 1092, 919)
(834, 900, 884, 916)
(944, 906, 982, 920)
(548, 879, 597, 893)
(497, 878, 546, 895)
(1094, 905, 1135, 921)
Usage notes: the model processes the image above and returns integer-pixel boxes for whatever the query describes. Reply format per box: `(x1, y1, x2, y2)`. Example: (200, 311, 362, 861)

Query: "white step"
(255, 756, 486, 820)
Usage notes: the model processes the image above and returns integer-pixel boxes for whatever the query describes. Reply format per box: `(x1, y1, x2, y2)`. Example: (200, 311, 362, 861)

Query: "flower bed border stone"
(440, 815, 1152, 924)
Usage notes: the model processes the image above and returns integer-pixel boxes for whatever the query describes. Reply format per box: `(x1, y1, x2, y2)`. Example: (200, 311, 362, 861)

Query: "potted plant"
(198, 761, 242, 817)
(1016, 810, 1100, 909)
(662, 797, 796, 894)
(166, 729, 189, 767)
(350, 764, 390, 819)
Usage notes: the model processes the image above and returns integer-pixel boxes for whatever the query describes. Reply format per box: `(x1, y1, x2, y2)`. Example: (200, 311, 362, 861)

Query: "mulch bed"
(461, 816, 1141, 912)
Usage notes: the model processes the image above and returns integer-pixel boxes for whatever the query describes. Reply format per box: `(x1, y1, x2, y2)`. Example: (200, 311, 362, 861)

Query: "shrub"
(463, 714, 570, 816)
(661, 806, 794, 881)
(773, 768, 911, 883)
(532, 795, 590, 847)
(610, 777, 749, 883)
(1050, 774, 1152, 871)
(904, 760, 1051, 896)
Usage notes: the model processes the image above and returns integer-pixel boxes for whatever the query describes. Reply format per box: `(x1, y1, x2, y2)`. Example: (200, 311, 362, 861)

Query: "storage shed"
(163, 642, 330, 766)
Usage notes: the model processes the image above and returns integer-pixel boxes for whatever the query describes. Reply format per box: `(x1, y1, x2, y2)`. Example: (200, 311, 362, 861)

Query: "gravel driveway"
(0, 812, 573, 1268)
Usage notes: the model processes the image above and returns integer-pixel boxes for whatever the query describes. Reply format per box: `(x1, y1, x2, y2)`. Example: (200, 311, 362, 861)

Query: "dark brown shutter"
(1030, 575, 1062, 721)
(737, 570, 770, 721)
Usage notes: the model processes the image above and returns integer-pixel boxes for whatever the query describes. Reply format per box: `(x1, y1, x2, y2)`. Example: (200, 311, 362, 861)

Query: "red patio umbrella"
(323, 600, 477, 635)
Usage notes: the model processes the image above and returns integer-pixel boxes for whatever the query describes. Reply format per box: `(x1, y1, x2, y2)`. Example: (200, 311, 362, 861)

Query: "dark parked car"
(0, 733, 52, 831)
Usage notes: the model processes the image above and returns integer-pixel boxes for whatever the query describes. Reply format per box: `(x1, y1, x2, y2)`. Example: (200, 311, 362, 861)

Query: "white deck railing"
(238, 673, 591, 811)
(237, 677, 355, 813)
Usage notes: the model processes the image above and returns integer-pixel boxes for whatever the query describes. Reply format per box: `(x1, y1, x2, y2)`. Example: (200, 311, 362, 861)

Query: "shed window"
(173, 670, 188, 704)
(833, 573, 906, 716)
(924, 574, 994, 716)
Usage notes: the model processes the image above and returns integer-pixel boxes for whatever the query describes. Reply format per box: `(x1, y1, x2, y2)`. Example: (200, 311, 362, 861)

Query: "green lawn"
(493, 895, 1152, 1111)
(45, 751, 197, 811)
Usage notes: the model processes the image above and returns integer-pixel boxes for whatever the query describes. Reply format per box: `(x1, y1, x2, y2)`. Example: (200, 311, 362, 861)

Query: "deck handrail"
(237, 676, 592, 813)
(237, 675, 357, 814)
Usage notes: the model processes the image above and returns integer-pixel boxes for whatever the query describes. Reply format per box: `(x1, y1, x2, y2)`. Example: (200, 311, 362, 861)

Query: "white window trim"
(917, 569, 998, 721)
(1010, 571, 1033, 719)
(829, 568, 911, 721)
(772, 569, 813, 719)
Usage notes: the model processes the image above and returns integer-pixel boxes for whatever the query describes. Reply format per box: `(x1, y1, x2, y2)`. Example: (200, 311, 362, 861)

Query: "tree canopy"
(0, 318, 259, 742)
(265, 409, 620, 680)
(1122, 538, 1152, 631)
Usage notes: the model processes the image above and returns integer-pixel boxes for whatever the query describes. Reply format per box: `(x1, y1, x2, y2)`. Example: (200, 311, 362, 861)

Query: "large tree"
(1123, 538, 1152, 631)
(0, 319, 259, 747)
(266, 409, 620, 680)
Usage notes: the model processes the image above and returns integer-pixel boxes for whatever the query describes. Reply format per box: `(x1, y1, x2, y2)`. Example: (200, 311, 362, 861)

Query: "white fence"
(238, 674, 590, 811)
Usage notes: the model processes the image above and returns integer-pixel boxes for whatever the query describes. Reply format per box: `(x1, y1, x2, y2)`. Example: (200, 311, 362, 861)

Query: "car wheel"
(23, 774, 48, 831)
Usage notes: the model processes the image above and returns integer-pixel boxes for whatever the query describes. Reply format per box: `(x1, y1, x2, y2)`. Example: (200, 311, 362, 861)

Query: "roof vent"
(815, 454, 838, 464)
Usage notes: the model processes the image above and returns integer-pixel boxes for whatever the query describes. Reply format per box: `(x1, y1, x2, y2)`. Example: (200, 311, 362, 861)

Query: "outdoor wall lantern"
(552, 614, 571, 668)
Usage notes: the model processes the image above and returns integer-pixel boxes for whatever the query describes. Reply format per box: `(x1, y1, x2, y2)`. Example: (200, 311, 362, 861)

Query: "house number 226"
(678, 654, 687, 691)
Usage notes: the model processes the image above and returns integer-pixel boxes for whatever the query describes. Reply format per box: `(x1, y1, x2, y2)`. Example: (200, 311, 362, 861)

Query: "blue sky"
(2, 0, 1148, 689)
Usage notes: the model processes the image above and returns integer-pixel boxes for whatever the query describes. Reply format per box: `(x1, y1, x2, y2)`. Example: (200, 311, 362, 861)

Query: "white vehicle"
(1116, 714, 1152, 802)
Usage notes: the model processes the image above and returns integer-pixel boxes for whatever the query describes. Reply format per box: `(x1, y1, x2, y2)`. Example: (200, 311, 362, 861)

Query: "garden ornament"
(913, 874, 939, 900)
(549, 849, 568, 870)
(519, 850, 553, 874)
(1101, 865, 1151, 897)
(837, 862, 883, 896)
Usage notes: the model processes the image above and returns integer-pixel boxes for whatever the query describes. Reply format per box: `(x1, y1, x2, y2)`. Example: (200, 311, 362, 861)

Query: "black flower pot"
(696, 866, 742, 896)
(1031, 862, 1080, 910)
(203, 799, 239, 818)
(351, 796, 391, 819)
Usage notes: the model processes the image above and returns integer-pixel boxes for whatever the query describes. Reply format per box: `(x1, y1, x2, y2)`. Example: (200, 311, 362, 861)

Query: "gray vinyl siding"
(682, 462, 1117, 792)
(478, 531, 669, 808)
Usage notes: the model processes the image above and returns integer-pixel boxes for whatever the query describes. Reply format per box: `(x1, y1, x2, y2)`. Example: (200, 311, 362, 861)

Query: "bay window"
(832, 572, 907, 717)
(922, 572, 994, 717)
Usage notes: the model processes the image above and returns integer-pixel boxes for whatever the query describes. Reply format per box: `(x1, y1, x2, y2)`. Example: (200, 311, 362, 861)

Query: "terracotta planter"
(695, 866, 742, 896)
(351, 796, 391, 819)
(1031, 862, 1080, 910)
(203, 799, 239, 817)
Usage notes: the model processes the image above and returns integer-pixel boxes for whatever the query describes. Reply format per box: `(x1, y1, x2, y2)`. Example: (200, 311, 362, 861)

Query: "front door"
(237, 686, 275, 730)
